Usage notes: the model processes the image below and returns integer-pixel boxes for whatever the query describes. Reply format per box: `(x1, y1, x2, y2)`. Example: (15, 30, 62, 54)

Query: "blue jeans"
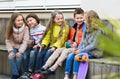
(23, 47, 39, 72)
(73, 53, 94, 74)
(36, 48, 53, 70)
(65, 53, 76, 74)
(9, 48, 23, 75)
(23, 47, 32, 72)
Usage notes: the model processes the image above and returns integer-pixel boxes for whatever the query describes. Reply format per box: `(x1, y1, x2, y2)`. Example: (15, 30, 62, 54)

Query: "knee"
(67, 53, 75, 61)
(30, 50, 35, 57)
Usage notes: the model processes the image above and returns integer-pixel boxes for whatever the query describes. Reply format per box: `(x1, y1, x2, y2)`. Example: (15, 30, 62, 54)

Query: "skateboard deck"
(77, 53, 89, 79)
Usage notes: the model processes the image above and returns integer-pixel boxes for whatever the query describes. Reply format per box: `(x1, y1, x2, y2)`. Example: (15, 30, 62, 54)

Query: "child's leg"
(51, 48, 75, 70)
(35, 48, 48, 70)
(64, 73, 70, 79)
(23, 47, 32, 72)
(44, 47, 66, 68)
(28, 48, 39, 72)
(73, 74, 77, 79)
(64, 53, 76, 78)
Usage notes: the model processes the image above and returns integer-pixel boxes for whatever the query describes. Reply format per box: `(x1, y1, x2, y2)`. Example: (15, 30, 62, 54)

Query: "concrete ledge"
(0, 45, 120, 79)
(0, 45, 7, 51)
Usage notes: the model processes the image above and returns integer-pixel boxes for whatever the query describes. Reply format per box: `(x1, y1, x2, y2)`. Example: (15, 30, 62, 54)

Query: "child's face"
(54, 14, 64, 26)
(26, 17, 38, 28)
(14, 15, 24, 28)
(71, 42, 77, 48)
(74, 14, 84, 26)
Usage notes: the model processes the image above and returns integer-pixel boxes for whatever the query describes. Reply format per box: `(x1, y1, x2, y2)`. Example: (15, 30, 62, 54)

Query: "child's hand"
(33, 45, 38, 49)
(8, 52, 15, 59)
(74, 49, 80, 54)
(27, 40, 34, 45)
(71, 42, 77, 48)
(49, 47, 56, 52)
(16, 52, 22, 58)
(39, 44, 44, 52)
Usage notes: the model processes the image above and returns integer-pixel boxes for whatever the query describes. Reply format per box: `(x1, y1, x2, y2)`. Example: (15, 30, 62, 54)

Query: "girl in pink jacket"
(5, 12, 29, 79)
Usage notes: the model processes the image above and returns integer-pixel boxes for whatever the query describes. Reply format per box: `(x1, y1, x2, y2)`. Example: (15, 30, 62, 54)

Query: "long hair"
(85, 10, 101, 30)
(6, 12, 27, 40)
(43, 10, 68, 42)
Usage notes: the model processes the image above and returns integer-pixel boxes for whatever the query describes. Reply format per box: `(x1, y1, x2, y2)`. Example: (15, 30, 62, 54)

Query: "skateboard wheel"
(82, 56, 88, 62)
(75, 55, 81, 61)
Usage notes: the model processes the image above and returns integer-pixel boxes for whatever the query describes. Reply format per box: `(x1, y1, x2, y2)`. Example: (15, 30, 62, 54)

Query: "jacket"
(41, 23, 69, 48)
(78, 29, 103, 58)
(69, 22, 86, 45)
(6, 26, 29, 54)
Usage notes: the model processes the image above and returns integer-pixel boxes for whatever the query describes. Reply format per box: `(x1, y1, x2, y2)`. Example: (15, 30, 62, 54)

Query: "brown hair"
(26, 13, 40, 24)
(6, 12, 27, 40)
(85, 10, 100, 29)
(43, 10, 69, 42)
(74, 8, 84, 17)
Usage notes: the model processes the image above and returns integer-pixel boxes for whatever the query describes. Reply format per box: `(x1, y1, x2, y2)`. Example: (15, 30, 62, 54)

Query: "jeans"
(65, 53, 76, 74)
(23, 47, 39, 72)
(36, 48, 54, 70)
(9, 48, 23, 75)
(73, 53, 94, 74)
(29, 48, 39, 71)
(23, 47, 32, 72)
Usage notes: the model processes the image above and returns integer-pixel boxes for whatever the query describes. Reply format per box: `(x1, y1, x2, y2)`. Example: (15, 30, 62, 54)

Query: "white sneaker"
(64, 77, 69, 79)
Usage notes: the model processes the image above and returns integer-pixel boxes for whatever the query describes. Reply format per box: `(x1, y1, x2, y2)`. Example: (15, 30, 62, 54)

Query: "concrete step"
(0, 75, 10, 79)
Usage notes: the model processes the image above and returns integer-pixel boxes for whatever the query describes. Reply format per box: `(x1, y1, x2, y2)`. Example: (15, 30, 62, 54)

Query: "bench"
(0, 45, 120, 79)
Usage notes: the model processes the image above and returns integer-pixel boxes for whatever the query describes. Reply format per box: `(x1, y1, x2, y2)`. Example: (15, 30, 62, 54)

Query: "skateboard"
(75, 53, 89, 79)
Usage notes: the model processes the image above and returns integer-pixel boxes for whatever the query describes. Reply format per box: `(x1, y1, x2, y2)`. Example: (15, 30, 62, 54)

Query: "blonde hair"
(43, 10, 69, 42)
(85, 10, 101, 30)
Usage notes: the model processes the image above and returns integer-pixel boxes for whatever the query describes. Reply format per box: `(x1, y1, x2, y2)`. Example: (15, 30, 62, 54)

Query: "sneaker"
(40, 67, 46, 71)
(11, 74, 20, 79)
(64, 77, 70, 79)
(30, 73, 45, 79)
(41, 69, 55, 75)
(35, 68, 46, 73)
(18, 72, 31, 79)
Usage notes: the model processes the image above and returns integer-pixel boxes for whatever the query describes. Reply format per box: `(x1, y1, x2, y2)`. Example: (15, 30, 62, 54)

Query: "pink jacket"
(6, 26, 29, 54)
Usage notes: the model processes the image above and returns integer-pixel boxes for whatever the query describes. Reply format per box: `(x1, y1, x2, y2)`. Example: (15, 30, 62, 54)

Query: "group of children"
(5, 8, 103, 79)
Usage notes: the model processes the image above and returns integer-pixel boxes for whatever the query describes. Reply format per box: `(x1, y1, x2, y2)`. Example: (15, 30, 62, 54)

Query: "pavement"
(0, 75, 10, 79)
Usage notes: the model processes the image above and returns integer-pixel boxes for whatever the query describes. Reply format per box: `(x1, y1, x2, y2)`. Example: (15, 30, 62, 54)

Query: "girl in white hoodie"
(19, 13, 46, 79)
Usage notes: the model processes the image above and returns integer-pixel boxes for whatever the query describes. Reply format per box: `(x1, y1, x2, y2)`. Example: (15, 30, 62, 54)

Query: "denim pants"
(9, 48, 23, 75)
(65, 53, 94, 74)
(36, 48, 54, 70)
(23, 47, 32, 72)
(73, 53, 94, 74)
(65, 53, 76, 74)
(23, 47, 39, 72)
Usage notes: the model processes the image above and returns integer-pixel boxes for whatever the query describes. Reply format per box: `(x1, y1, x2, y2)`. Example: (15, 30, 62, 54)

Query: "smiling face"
(14, 15, 24, 28)
(26, 17, 38, 28)
(54, 14, 64, 26)
(74, 14, 84, 26)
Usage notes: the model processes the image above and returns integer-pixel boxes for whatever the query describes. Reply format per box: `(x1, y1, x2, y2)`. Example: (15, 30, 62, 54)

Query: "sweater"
(30, 24, 46, 46)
